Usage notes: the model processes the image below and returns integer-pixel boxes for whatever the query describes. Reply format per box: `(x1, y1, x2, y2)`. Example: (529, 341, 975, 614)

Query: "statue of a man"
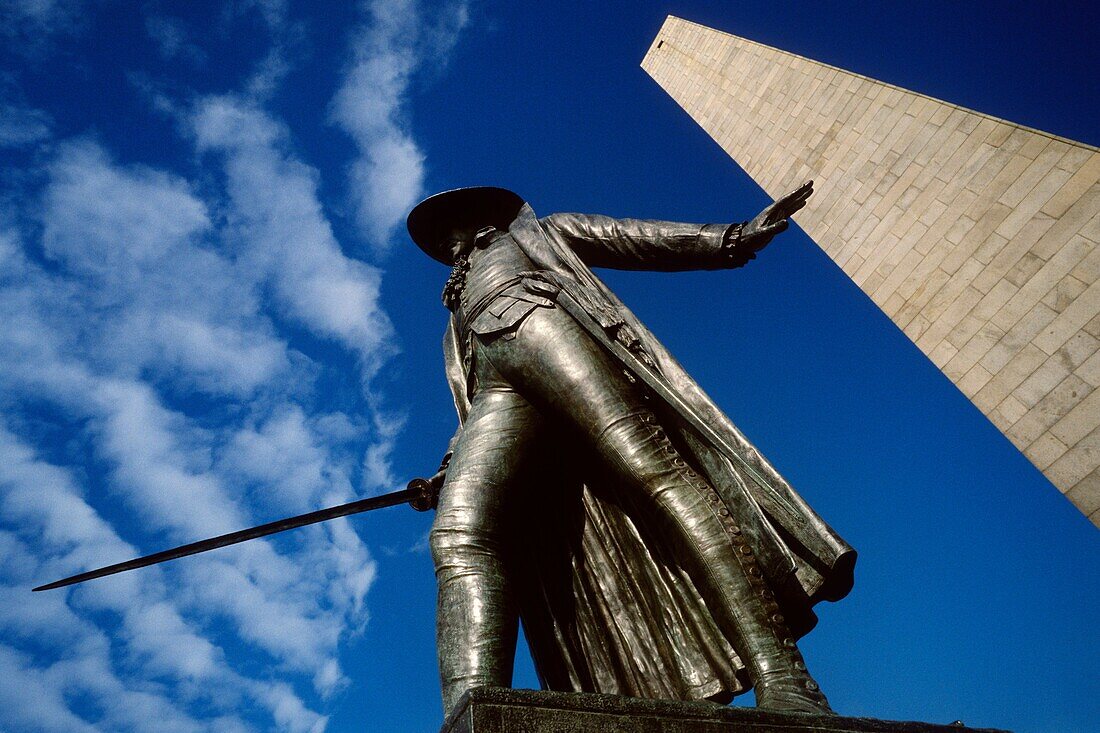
(406, 185, 855, 717)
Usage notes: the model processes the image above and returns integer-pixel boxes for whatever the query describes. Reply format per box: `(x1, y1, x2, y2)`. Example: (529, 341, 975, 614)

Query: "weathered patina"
(409, 183, 855, 717)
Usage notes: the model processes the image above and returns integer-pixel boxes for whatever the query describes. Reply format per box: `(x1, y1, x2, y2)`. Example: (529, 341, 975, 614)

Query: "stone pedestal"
(440, 687, 1009, 733)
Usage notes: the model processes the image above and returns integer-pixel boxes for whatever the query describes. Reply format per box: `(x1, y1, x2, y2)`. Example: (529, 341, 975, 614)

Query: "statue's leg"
(480, 306, 832, 714)
(429, 385, 543, 716)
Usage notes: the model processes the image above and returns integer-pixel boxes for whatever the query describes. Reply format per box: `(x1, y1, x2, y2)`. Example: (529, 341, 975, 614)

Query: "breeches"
(429, 305, 751, 712)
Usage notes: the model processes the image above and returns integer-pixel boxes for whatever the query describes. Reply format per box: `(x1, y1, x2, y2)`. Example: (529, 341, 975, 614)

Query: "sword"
(33, 477, 439, 592)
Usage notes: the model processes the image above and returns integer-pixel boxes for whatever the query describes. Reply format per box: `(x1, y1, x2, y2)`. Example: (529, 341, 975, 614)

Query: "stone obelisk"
(642, 16, 1100, 525)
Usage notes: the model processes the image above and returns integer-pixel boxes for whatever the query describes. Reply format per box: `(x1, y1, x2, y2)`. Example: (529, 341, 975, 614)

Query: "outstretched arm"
(539, 181, 813, 272)
(539, 212, 730, 271)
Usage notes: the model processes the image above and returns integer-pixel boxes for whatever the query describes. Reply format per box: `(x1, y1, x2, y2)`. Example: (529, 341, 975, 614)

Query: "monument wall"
(642, 16, 1100, 525)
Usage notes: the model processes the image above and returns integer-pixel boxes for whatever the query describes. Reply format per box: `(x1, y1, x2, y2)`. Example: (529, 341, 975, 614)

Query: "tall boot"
(432, 569, 518, 715)
(430, 509, 519, 715)
(642, 417, 834, 714)
(696, 494, 833, 713)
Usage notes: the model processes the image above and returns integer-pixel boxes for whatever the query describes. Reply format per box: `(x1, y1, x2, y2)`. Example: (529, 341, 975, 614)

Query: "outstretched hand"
(741, 180, 813, 253)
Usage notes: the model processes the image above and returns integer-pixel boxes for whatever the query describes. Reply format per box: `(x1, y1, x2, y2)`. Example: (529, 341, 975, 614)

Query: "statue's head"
(407, 187, 525, 265)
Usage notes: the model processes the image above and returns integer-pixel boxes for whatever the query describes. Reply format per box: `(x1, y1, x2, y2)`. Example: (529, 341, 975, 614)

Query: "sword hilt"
(407, 477, 439, 512)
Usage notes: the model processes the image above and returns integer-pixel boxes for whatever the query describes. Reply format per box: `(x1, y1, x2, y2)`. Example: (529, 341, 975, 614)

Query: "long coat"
(440, 203, 855, 702)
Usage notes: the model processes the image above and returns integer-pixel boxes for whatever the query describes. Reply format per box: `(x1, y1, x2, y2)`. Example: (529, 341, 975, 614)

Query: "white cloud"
(35, 140, 291, 398)
(232, 0, 297, 100)
(0, 0, 87, 52)
(42, 140, 211, 279)
(236, 0, 289, 31)
(144, 14, 206, 65)
(0, 646, 100, 733)
(1, 0, 81, 29)
(0, 102, 52, 147)
(222, 406, 336, 513)
(0, 131, 381, 728)
(0, 0, 464, 727)
(192, 95, 395, 376)
(330, 0, 470, 252)
(0, 385, 330, 729)
(0, 426, 238, 733)
(362, 409, 406, 492)
(91, 377, 249, 539)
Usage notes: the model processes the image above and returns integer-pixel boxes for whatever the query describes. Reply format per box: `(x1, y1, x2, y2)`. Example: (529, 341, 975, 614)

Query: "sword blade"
(34, 484, 422, 592)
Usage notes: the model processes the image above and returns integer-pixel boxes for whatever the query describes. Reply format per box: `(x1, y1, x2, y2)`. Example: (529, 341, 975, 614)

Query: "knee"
(429, 467, 510, 573)
(429, 515, 499, 569)
(428, 518, 464, 567)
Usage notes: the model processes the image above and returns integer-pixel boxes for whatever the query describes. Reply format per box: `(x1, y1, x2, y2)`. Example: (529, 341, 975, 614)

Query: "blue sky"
(0, 1, 1097, 732)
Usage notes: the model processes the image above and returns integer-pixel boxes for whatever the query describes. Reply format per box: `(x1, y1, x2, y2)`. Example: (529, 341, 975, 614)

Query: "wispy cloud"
(191, 95, 395, 376)
(0, 423, 327, 733)
(0, 102, 52, 147)
(0, 0, 469, 728)
(144, 14, 207, 65)
(0, 0, 82, 30)
(0, 111, 384, 732)
(232, 0, 300, 100)
(0, 0, 87, 52)
(0, 135, 375, 728)
(331, 0, 469, 252)
(39, 139, 290, 399)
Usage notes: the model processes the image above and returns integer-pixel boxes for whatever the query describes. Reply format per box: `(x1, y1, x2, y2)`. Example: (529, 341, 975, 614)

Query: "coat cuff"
(719, 222, 756, 268)
(696, 223, 754, 269)
(697, 223, 729, 254)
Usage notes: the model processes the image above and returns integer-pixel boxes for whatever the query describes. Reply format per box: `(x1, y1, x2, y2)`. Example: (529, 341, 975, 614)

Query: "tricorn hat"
(407, 186, 526, 265)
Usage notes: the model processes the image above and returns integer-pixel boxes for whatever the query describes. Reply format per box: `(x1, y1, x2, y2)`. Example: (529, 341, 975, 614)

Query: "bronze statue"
(34, 182, 855, 721)
(407, 184, 855, 716)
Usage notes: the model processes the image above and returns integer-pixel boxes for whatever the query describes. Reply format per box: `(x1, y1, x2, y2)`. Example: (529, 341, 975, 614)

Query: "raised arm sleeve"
(539, 212, 740, 271)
